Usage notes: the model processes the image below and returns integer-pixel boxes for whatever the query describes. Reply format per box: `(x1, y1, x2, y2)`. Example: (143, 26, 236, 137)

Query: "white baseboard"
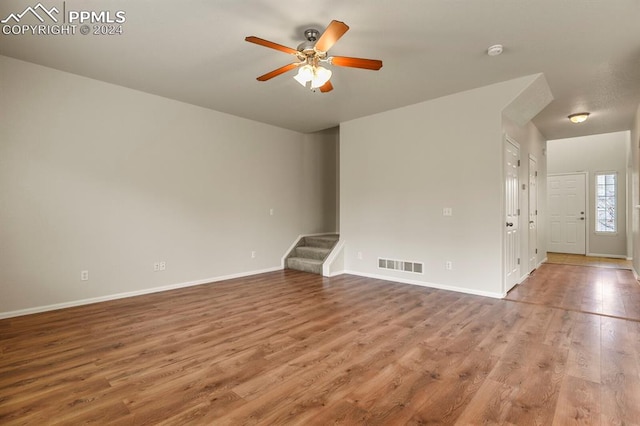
(0, 266, 283, 320)
(342, 270, 506, 299)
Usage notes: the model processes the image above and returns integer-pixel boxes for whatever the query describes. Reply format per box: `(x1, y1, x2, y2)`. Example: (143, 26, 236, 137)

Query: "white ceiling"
(1, 0, 639, 139)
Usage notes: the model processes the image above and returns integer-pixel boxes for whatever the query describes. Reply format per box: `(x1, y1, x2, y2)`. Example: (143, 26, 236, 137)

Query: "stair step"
(303, 235, 339, 249)
(295, 246, 331, 261)
(287, 257, 323, 275)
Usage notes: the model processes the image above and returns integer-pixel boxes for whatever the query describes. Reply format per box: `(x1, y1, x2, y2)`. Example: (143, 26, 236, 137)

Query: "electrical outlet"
(269, 208, 274, 216)
(445, 261, 453, 270)
(159, 261, 166, 271)
(81, 270, 89, 281)
(153, 262, 160, 272)
(443, 208, 453, 217)
(357, 251, 363, 260)
(251, 251, 256, 258)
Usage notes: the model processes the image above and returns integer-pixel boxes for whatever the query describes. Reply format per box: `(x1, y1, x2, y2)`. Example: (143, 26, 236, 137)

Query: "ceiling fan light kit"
(293, 65, 332, 89)
(293, 64, 332, 88)
(245, 20, 383, 93)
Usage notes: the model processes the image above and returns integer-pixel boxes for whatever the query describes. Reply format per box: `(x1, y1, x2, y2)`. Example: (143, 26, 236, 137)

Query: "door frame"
(528, 154, 538, 273)
(547, 172, 589, 255)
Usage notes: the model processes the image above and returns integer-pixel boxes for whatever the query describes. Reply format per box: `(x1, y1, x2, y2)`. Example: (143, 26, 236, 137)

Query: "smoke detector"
(487, 44, 503, 56)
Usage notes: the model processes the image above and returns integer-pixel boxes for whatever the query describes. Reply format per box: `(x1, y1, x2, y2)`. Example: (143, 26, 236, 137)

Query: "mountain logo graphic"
(1, 3, 59, 24)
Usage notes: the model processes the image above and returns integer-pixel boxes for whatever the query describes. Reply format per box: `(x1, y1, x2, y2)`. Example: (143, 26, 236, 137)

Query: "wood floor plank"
(543, 308, 577, 351)
(600, 347, 640, 424)
(404, 350, 499, 424)
(552, 375, 602, 425)
(501, 348, 565, 425)
(156, 391, 245, 425)
(1, 265, 640, 424)
(290, 400, 370, 426)
(567, 314, 601, 383)
(455, 378, 519, 425)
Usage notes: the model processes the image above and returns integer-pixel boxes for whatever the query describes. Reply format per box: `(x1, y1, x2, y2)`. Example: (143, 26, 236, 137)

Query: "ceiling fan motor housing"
(304, 29, 319, 41)
(298, 28, 320, 53)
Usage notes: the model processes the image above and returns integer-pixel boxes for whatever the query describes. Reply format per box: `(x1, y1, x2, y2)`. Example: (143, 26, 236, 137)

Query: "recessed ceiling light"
(568, 112, 590, 123)
(487, 44, 503, 56)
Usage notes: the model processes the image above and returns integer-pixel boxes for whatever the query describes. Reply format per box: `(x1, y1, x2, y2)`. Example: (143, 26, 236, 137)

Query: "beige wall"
(0, 56, 335, 316)
(547, 131, 630, 257)
(340, 75, 543, 297)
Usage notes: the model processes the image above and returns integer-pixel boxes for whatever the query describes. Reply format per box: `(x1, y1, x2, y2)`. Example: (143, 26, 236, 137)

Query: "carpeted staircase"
(286, 234, 339, 275)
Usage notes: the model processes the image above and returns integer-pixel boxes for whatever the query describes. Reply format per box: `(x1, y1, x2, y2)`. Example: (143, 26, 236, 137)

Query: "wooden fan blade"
(330, 56, 383, 70)
(245, 36, 298, 55)
(319, 80, 333, 93)
(257, 63, 299, 81)
(314, 20, 349, 52)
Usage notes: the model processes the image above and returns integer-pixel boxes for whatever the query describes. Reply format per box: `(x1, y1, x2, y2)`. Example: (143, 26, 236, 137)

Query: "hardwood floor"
(1, 265, 640, 425)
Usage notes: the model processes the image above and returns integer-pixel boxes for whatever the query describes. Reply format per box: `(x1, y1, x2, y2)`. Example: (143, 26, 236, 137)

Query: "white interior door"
(505, 138, 520, 291)
(528, 156, 538, 272)
(548, 173, 586, 254)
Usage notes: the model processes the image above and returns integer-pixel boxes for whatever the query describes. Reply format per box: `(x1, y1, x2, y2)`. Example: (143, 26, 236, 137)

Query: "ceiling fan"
(245, 20, 383, 93)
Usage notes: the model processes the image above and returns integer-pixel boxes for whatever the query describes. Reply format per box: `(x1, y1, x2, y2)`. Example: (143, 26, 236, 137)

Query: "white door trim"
(528, 154, 538, 273)
(503, 135, 521, 294)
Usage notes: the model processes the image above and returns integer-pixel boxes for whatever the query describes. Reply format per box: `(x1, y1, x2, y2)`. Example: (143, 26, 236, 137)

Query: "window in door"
(595, 172, 616, 233)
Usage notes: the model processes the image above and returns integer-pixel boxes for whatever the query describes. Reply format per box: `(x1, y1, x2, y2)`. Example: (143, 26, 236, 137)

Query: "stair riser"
(294, 247, 330, 261)
(287, 258, 323, 275)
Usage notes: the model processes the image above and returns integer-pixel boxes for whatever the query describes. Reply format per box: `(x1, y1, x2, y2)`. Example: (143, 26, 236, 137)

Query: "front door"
(548, 173, 586, 254)
(504, 138, 520, 291)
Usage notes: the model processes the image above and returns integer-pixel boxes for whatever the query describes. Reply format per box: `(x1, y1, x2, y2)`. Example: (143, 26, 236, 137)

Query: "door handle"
(506, 222, 514, 227)
(579, 217, 585, 221)
(529, 221, 534, 224)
